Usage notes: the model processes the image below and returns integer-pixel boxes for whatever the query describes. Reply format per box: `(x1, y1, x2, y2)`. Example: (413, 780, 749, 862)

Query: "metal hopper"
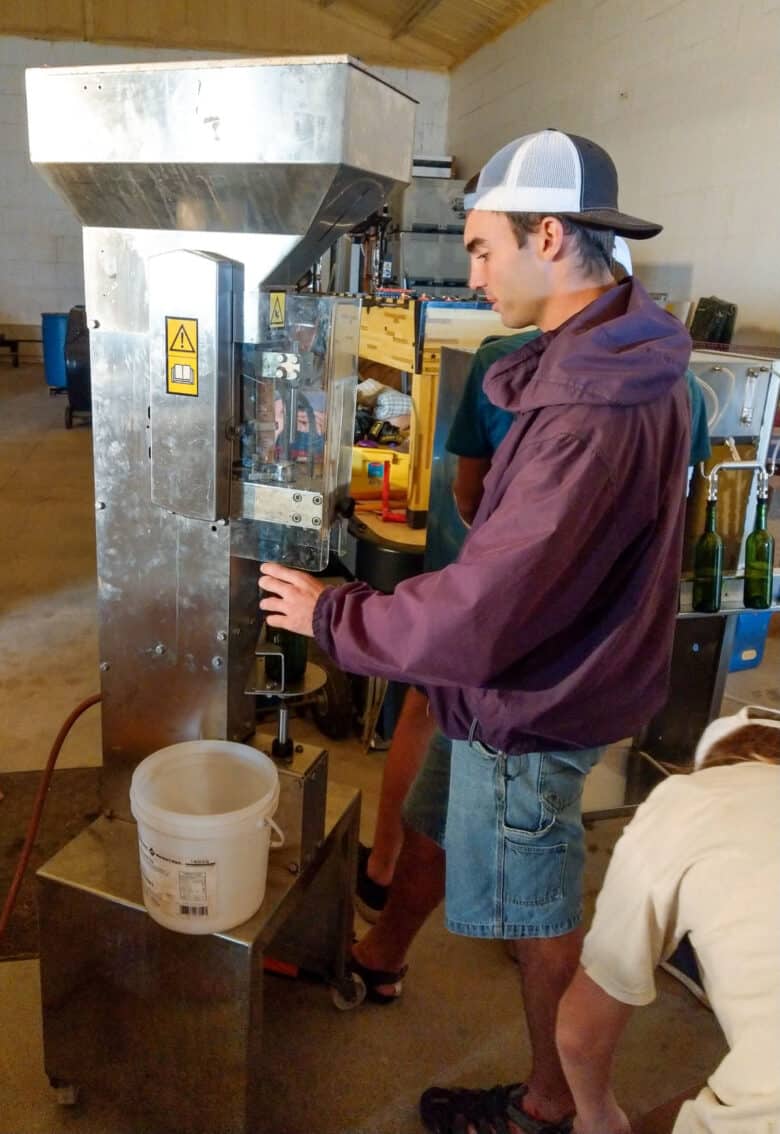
(26, 55, 416, 285)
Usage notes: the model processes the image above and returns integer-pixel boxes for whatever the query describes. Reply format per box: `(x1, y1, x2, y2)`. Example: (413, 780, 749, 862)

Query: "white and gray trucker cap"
(464, 129, 662, 239)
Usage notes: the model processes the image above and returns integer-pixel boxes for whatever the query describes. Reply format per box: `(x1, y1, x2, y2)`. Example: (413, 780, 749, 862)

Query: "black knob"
(271, 736, 294, 764)
(337, 496, 356, 519)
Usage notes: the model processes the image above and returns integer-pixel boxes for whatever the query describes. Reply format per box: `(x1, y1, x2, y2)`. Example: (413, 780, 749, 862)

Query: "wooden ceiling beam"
(390, 0, 444, 40)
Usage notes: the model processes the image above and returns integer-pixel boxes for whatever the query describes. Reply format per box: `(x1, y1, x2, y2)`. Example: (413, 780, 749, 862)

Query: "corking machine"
(25, 57, 415, 1132)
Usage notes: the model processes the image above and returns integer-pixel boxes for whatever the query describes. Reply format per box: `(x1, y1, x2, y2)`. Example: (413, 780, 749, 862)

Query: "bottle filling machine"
(24, 56, 415, 1132)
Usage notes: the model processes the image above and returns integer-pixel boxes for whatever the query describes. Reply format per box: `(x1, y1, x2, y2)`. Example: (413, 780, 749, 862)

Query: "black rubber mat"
(0, 767, 101, 960)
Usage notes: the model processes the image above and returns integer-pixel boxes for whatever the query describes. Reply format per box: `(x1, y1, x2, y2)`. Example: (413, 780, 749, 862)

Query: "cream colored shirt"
(581, 764, 780, 1134)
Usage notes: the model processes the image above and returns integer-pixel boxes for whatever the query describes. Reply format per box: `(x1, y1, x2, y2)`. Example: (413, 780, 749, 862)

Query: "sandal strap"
(420, 1083, 521, 1134)
(348, 956, 408, 988)
(420, 1083, 573, 1134)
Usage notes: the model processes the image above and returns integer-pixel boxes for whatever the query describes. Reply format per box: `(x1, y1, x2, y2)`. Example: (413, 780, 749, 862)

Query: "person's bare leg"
(511, 929, 585, 1124)
(367, 687, 435, 886)
(353, 825, 445, 995)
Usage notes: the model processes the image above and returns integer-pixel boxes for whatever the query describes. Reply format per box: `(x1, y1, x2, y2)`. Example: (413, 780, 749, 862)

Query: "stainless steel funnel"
(26, 55, 416, 284)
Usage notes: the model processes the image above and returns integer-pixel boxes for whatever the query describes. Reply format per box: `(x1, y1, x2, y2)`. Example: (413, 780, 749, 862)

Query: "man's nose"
(468, 261, 484, 290)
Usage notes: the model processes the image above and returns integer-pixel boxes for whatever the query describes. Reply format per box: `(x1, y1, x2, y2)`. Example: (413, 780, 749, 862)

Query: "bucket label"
(138, 833, 216, 920)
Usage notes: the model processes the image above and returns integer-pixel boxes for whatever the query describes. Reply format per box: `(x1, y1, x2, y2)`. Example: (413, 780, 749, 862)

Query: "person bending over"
(557, 707, 780, 1134)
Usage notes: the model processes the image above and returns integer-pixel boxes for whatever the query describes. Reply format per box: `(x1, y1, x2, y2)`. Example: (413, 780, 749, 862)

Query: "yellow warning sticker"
(269, 292, 286, 328)
(166, 316, 198, 396)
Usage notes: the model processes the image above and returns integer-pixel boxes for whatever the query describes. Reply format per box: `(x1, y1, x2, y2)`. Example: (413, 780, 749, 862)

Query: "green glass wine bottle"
(692, 499, 723, 613)
(743, 494, 775, 609)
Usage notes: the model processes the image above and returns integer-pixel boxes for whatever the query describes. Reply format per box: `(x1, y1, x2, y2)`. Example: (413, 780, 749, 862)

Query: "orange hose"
(0, 693, 102, 940)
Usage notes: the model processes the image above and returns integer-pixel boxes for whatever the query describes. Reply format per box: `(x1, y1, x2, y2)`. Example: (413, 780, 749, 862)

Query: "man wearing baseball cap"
(260, 128, 692, 1133)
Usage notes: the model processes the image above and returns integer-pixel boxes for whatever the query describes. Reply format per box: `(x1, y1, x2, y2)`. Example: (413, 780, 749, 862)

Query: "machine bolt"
(216, 631, 227, 641)
(211, 656, 223, 669)
(153, 643, 166, 656)
(288, 863, 300, 875)
(291, 513, 302, 523)
(312, 495, 322, 506)
(292, 492, 303, 503)
(312, 517, 321, 527)
(99, 661, 110, 672)
(95, 500, 106, 510)
(295, 744, 304, 753)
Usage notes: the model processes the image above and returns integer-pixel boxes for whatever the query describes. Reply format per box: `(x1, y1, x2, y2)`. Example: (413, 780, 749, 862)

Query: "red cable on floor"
(0, 692, 102, 940)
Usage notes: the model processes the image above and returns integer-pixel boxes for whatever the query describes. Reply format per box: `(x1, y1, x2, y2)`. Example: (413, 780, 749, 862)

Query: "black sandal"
(419, 1082, 573, 1134)
(348, 955, 407, 1005)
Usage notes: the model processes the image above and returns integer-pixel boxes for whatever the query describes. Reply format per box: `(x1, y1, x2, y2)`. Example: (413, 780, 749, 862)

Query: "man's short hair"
(507, 213, 615, 279)
(698, 724, 780, 769)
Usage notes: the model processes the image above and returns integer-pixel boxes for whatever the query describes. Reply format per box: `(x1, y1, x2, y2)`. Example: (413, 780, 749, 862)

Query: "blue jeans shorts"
(403, 729, 602, 939)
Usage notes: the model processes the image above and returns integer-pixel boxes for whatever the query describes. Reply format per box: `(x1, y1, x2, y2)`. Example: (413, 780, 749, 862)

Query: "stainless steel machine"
(25, 57, 415, 1132)
(639, 347, 780, 781)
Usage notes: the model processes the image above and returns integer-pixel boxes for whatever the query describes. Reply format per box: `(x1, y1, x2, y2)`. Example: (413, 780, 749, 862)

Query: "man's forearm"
(556, 967, 633, 1134)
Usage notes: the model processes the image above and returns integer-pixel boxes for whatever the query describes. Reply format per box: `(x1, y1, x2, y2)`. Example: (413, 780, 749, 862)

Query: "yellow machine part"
(358, 299, 518, 528)
(351, 446, 410, 497)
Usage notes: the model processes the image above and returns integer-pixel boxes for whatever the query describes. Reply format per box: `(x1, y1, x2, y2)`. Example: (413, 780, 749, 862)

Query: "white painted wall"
(0, 36, 448, 334)
(449, 0, 780, 347)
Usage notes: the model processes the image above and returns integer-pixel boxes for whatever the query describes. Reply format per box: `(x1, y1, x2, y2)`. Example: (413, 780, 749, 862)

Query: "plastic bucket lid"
(130, 740, 279, 837)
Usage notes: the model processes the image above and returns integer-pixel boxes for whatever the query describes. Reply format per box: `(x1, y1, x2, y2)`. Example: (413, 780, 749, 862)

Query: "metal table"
(37, 781, 360, 1134)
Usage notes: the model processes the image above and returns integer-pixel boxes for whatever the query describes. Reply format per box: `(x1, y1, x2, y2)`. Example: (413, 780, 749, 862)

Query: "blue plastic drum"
(41, 312, 69, 389)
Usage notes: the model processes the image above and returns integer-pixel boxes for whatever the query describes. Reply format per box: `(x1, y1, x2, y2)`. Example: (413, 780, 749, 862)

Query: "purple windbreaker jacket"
(314, 278, 692, 752)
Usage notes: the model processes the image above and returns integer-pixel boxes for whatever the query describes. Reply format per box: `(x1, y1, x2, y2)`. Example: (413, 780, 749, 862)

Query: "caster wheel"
(49, 1078, 80, 1106)
(331, 971, 366, 1010)
(64, 406, 73, 429)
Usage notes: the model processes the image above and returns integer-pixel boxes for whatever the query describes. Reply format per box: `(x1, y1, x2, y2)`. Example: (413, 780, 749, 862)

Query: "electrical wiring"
(0, 693, 102, 941)
(769, 437, 780, 477)
(697, 365, 736, 433)
(695, 374, 720, 431)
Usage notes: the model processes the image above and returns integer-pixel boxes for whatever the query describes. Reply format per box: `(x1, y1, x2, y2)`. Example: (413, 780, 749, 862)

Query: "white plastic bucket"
(129, 740, 283, 935)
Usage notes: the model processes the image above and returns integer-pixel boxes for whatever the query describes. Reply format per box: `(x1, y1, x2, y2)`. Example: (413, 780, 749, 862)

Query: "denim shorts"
(401, 727, 452, 846)
(403, 730, 602, 939)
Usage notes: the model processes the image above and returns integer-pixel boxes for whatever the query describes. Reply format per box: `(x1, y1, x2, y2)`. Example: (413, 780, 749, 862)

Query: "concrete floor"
(1, 360, 777, 1134)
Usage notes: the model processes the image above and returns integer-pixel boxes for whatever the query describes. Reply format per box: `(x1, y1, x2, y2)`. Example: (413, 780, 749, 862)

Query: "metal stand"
(37, 782, 360, 1133)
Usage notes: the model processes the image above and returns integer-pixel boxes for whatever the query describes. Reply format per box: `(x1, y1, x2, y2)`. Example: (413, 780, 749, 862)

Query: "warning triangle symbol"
(172, 324, 195, 353)
(270, 295, 284, 324)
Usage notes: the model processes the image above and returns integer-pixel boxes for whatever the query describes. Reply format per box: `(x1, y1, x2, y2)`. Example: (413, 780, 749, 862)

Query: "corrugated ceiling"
(0, 0, 551, 70)
(311, 0, 551, 67)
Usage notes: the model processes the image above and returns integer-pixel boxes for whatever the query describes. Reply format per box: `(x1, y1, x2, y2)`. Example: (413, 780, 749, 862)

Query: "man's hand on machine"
(258, 563, 327, 637)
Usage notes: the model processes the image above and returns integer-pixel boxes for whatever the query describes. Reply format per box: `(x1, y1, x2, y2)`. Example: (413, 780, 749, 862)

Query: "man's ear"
(536, 216, 566, 261)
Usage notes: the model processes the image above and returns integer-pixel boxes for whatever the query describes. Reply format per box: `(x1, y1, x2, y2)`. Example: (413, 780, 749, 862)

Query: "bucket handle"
(264, 816, 285, 849)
